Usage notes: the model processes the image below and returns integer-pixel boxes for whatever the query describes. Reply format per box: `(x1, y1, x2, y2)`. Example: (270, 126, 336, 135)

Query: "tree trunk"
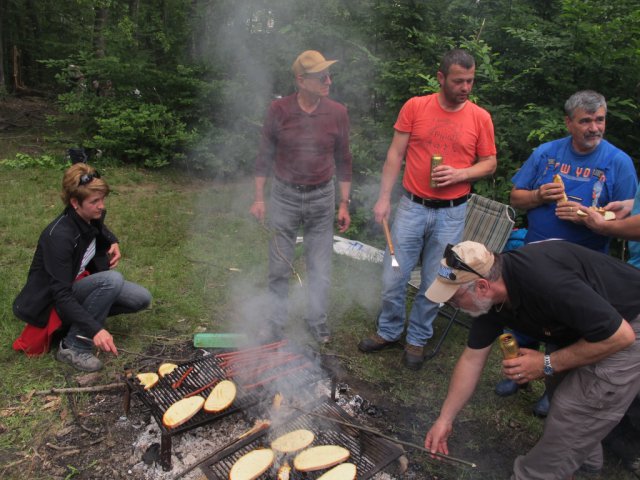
(0, 0, 6, 92)
(93, 6, 108, 58)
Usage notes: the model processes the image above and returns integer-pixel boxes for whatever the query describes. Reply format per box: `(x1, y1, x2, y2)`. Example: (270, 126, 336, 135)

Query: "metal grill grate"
(201, 398, 403, 480)
(125, 345, 331, 470)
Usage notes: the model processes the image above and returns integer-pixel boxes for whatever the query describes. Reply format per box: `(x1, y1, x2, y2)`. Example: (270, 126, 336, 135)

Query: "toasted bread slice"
(576, 207, 616, 220)
(136, 372, 159, 390)
(271, 429, 315, 453)
(157, 362, 178, 378)
(293, 445, 350, 472)
(317, 462, 357, 480)
(162, 396, 204, 429)
(204, 379, 237, 413)
(229, 448, 274, 480)
(553, 174, 568, 203)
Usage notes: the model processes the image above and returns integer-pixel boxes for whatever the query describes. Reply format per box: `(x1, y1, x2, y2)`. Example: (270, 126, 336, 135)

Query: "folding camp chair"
(413, 193, 516, 360)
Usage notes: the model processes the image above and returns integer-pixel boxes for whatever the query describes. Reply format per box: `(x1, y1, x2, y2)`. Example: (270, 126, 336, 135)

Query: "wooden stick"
(172, 366, 194, 389)
(34, 383, 126, 395)
(288, 406, 477, 468)
(183, 379, 220, 398)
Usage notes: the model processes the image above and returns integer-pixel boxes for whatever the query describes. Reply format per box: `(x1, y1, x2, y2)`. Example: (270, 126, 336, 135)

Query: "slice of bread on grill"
(204, 379, 237, 413)
(136, 372, 159, 390)
(317, 462, 357, 480)
(157, 362, 178, 378)
(162, 396, 205, 429)
(229, 448, 274, 480)
(271, 429, 315, 453)
(293, 445, 350, 472)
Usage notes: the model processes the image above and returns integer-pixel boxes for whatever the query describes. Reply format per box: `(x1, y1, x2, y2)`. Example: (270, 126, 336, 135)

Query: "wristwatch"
(543, 354, 554, 376)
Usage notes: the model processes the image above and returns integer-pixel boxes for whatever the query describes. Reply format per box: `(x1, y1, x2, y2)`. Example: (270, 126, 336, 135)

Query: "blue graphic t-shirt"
(512, 137, 637, 252)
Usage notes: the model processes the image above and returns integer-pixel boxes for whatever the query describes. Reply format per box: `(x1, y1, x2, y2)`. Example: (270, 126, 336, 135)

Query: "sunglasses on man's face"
(443, 244, 485, 280)
(305, 72, 331, 83)
(79, 171, 101, 186)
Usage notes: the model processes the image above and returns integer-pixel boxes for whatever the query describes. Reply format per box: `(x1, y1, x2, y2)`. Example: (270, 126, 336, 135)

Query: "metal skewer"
(382, 217, 400, 271)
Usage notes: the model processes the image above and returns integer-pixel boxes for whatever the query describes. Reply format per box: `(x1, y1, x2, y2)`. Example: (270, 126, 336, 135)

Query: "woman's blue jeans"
(64, 270, 152, 351)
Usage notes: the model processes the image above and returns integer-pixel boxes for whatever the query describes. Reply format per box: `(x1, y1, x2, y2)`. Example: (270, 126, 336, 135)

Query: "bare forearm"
(254, 176, 267, 202)
(550, 320, 635, 374)
(593, 215, 640, 240)
(511, 187, 543, 210)
(338, 181, 351, 206)
(438, 347, 489, 422)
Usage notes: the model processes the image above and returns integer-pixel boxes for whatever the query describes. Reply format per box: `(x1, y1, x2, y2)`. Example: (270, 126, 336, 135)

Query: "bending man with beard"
(423, 240, 640, 479)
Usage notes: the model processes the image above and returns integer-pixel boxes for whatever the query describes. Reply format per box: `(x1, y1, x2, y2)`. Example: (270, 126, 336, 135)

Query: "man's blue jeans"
(268, 179, 335, 329)
(64, 270, 152, 351)
(377, 195, 466, 347)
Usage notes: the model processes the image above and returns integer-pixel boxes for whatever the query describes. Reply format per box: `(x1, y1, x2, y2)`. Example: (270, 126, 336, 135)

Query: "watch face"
(544, 365, 553, 375)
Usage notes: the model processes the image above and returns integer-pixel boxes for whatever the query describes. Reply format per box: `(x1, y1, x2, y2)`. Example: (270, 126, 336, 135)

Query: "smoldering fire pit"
(124, 341, 334, 471)
(200, 397, 404, 479)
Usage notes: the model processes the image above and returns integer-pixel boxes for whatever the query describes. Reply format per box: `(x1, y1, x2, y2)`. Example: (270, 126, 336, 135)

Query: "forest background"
(1, 0, 639, 230)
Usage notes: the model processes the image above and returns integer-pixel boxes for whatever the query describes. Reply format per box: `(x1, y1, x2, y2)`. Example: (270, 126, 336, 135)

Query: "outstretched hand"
(425, 418, 453, 458)
(93, 328, 118, 355)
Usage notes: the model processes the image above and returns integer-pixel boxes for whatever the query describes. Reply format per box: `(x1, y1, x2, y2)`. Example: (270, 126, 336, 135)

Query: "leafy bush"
(90, 103, 195, 168)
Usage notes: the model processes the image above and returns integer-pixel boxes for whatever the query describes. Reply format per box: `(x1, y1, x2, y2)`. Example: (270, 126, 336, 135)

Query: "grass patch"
(1, 165, 636, 479)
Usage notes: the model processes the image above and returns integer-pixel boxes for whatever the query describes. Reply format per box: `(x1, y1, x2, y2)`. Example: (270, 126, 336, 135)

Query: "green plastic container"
(193, 333, 248, 348)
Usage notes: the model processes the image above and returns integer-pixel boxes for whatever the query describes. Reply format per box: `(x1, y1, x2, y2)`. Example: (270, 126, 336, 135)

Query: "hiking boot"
(358, 333, 398, 353)
(495, 379, 529, 397)
(309, 323, 331, 344)
(403, 344, 425, 370)
(56, 343, 103, 372)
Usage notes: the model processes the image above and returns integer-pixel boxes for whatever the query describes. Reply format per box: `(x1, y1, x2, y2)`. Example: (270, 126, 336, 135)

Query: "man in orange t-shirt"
(358, 49, 497, 370)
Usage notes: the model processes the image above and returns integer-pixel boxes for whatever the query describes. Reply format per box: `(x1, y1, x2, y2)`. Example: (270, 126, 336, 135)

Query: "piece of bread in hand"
(162, 396, 205, 429)
(576, 207, 616, 220)
(293, 445, 350, 472)
(553, 174, 569, 203)
(317, 463, 357, 480)
(204, 379, 237, 413)
(228, 448, 274, 480)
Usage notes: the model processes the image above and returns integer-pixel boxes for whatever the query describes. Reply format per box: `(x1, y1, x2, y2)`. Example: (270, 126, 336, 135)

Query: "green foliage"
(0, 153, 65, 169)
(91, 103, 194, 168)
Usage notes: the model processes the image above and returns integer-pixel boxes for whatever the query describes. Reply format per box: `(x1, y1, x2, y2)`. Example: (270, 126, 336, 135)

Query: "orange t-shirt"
(394, 94, 496, 200)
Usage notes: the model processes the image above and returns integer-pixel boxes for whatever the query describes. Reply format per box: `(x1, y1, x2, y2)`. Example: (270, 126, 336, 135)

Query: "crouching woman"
(12, 163, 152, 372)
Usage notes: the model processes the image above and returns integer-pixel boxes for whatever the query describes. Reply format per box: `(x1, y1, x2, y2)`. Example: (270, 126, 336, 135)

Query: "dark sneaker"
(403, 344, 425, 370)
(495, 379, 529, 397)
(358, 333, 398, 353)
(56, 343, 103, 372)
(309, 323, 331, 344)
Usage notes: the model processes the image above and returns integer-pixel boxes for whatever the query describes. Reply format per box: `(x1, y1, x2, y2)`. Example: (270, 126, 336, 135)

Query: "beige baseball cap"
(292, 50, 338, 75)
(426, 241, 495, 303)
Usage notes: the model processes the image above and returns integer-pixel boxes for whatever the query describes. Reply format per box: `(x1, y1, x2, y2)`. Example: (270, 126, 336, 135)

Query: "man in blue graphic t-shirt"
(511, 90, 637, 252)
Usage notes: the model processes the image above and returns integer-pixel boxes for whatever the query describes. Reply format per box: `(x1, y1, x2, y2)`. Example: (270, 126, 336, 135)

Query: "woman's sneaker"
(56, 343, 103, 372)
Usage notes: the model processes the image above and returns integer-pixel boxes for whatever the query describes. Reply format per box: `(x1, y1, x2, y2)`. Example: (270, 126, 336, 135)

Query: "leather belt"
(276, 177, 331, 192)
(405, 191, 469, 208)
